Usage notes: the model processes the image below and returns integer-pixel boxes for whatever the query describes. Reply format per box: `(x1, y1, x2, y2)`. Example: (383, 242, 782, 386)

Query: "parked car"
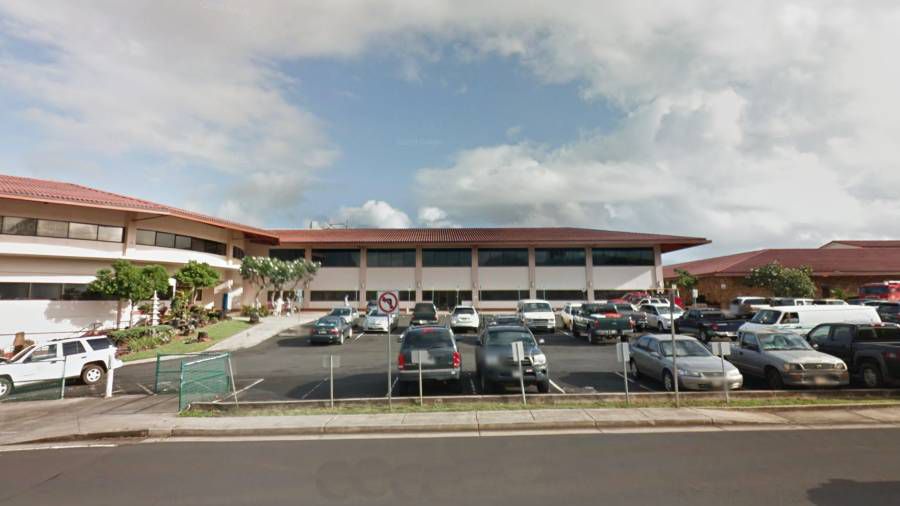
(739, 305, 881, 335)
(475, 324, 549, 394)
(558, 302, 584, 331)
(363, 309, 397, 333)
(674, 308, 744, 342)
(769, 297, 815, 307)
(487, 314, 522, 327)
(847, 299, 884, 306)
(729, 330, 849, 389)
(516, 299, 556, 332)
(629, 334, 743, 392)
(366, 301, 378, 314)
(634, 297, 671, 308)
(450, 305, 480, 333)
(729, 296, 771, 317)
(875, 302, 900, 324)
(807, 322, 900, 388)
(0, 336, 122, 399)
(410, 302, 439, 327)
(640, 303, 684, 332)
(326, 307, 359, 327)
(614, 303, 648, 330)
(396, 326, 462, 393)
(310, 316, 353, 344)
(572, 303, 633, 343)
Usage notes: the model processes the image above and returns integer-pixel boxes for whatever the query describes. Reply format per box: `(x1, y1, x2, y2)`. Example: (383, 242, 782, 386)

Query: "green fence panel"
(154, 352, 221, 394)
(0, 361, 66, 403)
(178, 353, 232, 411)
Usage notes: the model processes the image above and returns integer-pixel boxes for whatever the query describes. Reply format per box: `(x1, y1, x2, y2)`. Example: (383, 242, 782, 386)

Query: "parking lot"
(109, 313, 700, 402)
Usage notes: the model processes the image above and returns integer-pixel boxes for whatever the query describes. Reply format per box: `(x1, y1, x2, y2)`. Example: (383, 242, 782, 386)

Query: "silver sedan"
(629, 334, 743, 391)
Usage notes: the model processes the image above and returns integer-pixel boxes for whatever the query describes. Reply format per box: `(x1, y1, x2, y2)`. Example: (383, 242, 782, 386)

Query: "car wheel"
(572, 325, 579, 338)
(0, 377, 12, 399)
(663, 370, 676, 392)
(699, 329, 708, 343)
(629, 359, 641, 379)
(657, 322, 664, 333)
(348, 328, 353, 339)
(861, 362, 883, 388)
(81, 364, 105, 385)
(765, 367, 784, 389)
(537, 379, 551, 393)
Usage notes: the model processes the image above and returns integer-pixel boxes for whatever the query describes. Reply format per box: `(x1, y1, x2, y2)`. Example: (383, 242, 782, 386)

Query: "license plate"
(525, 368, 534, 373)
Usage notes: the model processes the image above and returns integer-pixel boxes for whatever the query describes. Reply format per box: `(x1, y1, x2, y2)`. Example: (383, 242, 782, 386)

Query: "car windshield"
(879, 305, 900, 314)
(453, 307, 475, 315)
(367, 309, 388, 317)
(403, 328, 453, 349)
(484, 330, 537, 347)
(414, 304, 435, 314)
(9, 344, 35, 362)
(659, 340, 711, 357)
(758, 333, 811, 351)
(317, 318, 340, 327)
(751, 310, 782, 324)
(523, 302, 551, 312)
(742, 298, 768, 305)
(862, 286, 890, 295)
(329, 308, 349, 316)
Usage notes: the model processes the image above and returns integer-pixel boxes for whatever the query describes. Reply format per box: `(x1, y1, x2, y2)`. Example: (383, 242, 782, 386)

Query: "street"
(1, 429, 899, 505)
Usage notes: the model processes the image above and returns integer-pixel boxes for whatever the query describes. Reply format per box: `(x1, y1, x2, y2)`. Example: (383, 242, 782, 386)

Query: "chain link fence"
(152, 352, 234, 411)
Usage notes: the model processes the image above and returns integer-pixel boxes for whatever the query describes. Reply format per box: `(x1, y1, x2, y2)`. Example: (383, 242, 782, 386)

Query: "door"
(734, 333, 764, 378)
(681, 311, 698, 333)
(20, 343, 64, 384)
(645, 340, 665, 380)
(807, 325, 832, 351)
(824, 325, 854, 362)
(62, 340, 88, 378)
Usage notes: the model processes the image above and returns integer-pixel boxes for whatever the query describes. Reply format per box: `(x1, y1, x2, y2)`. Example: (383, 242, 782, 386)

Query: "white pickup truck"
(0, 336, 122, 400)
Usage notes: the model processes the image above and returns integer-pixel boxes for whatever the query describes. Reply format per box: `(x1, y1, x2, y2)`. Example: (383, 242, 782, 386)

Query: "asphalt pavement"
(2, 429, 899, 505)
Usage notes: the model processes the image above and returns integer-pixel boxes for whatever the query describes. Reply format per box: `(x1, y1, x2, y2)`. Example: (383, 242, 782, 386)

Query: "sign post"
(670, 287, 680, 407)
(511, 341, 526, 405)
(712, 341, 731, 404)
(378, 290, 400, 409)
(409, 349, 428, 406)
(322, 355, 341, 408)
(617, 336, 630, 405)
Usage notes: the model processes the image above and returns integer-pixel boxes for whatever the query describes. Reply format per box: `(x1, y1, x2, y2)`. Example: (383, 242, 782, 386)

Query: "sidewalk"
(5, 397, 900, 445)
(123, 312, 324, 366)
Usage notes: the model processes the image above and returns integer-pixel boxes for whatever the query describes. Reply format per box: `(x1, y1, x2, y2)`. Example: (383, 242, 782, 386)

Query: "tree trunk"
(115, 299, 123, 330)
(128, 298, 134, 328)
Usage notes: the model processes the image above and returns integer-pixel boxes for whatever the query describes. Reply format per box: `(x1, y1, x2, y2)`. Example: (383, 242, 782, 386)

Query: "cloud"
(418, 206, 457, 228)
(332, 200, 412, 228)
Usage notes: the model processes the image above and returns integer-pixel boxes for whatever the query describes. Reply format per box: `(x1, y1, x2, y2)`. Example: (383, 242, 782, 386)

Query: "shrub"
(108, 325, 175, 346)
(240, 305, 270, 317)
(124, 335, 168, 352)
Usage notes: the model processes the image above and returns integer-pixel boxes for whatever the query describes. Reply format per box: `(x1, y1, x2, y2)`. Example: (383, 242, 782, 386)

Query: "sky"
(1, 1, 899, 263)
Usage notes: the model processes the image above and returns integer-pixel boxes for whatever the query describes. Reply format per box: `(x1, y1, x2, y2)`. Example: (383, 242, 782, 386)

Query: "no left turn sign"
(377, 290, 400, 314)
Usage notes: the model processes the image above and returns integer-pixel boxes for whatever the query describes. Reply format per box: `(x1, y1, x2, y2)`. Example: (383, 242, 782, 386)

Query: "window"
(36, 219, 68, 238)
(30, 283, 62, 300)
(2, 217, 37, 235)
(98, 225, 123, 242)
(310, 290, 359, 302)
(367, 249, 415, 268)
(68, 223, 98, 240)
(63, 341, 86, 356)
(62, 284, 89, 300)
(204, 241, 226, 255)
(536, 289, 586, 301)
(422, 249, 471, 267)
(478, 248, 528, 267)
(592, 248, 655, 266)
(365, 290, 414, 302)
(479, 289, 528, 301)
(741, 334, 760, 351)
(0, 283, 29, 300)
(750, 310, 781, 324)
(312, 249, 360, 268)
(535, 248, 586, 267)
(86, 338, 113, 351)
(155, 232, 176, 248)
(28, 344, 58, 362)
(781, 312, 800, 324)
(808, 325, 831, 345)
(232, 246, 246, 260)
(136, 229, 156, 245)
(175, 235, 192, 250)
(269, 248, 305, 261)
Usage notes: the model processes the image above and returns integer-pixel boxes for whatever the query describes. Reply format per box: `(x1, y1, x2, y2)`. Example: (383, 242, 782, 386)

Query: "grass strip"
(121, 320, 252, 362)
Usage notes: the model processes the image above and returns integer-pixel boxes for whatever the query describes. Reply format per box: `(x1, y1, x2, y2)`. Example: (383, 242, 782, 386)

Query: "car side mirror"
(811, 343, 819, 349)
(539, 338, 546, 345)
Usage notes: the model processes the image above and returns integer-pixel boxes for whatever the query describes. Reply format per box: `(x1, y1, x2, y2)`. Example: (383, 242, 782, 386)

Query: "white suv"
(517, 299, 556, 332)
(0, 336, 122, 400)
(450, 305, 480, 333)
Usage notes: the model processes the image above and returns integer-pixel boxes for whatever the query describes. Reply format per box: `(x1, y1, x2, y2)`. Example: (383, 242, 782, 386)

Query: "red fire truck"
(859, 281, 900, 301)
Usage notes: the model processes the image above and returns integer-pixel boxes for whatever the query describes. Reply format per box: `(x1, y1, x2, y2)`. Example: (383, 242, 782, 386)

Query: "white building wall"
(421, 268, 472, 290)
(535, 267, 587, 290)
(0, 300, 124, 349)
(592, 266, 655, 290)
(477, 267, 529, 290)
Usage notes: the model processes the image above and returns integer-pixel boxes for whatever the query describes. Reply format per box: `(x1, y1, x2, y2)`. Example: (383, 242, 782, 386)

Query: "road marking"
(387, 377, 399, 397)
(135, 383, 154, 395)
(0, 444, 119, 454)
(548, 379, 566, 394)
(614, 371, 655, 392)
(301, 376, 329, 399)
(469, 377, 477, 394)
(215, 378, 265, 402)
(353, 332, 365, 342)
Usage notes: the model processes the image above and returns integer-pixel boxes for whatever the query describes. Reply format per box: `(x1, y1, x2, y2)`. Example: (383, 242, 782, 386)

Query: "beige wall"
(422, 267, 472, 290)
(477, 267, 529, 290)
(592, 266, 655, 290)
(535, 267, 587, 290)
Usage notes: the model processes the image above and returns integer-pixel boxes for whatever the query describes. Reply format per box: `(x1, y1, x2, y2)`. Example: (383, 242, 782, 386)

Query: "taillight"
(397, 353, 405, 369)
(884, 351, 898, 361)
(604, 312, 619, 318)
(711, 324, 719, 330)
(452, 351, 461, 368)
(331, 328, 339, 334)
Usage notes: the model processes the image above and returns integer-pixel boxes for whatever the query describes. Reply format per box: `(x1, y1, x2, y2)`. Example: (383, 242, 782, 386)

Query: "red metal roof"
(665, 248, 900, 278)
(272, 227, 709, 252)
(0, 174, 277, 240)
(821, 240, 900, 249)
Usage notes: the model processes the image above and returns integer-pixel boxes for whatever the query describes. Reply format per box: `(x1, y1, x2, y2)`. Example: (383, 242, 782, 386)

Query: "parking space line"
(469, 377, 477, 394)
(386, 377, 398, 397)
(354, 332, 365, 342)
(548, 378, 566, 394)
(614, 371, 655, 392)
(215, 378, 264, 402)
(135, 383, 154, 395)
(301, 376, 329, 399)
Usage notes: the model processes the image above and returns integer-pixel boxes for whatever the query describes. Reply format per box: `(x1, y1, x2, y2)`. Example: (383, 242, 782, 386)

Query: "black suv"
(410, 302, 439, 327)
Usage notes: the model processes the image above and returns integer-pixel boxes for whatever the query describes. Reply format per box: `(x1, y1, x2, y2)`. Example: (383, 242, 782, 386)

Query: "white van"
(738, 305, 881, 335)
(516, 299, 556, 332)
